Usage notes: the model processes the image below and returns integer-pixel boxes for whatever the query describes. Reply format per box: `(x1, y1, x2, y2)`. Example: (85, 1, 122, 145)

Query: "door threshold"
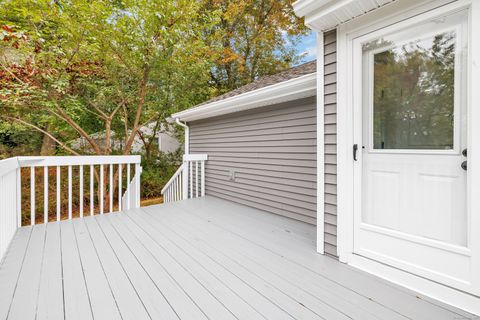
(348, 254, 480, 316)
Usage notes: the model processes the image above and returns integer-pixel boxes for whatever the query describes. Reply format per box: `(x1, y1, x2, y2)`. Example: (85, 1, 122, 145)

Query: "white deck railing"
(161, 154, 207, 203)
(0, 158, 21, 261)
(0, 155, 141, 260)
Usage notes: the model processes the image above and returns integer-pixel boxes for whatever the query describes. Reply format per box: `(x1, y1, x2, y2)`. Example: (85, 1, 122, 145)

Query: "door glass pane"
(364, 30, 456, 150)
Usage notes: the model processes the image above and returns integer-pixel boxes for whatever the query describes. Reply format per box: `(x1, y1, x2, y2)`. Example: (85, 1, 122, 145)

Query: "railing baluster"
(127, 164, 130, 210)
(201, 160, 205, 197)
(176, 178, 179, 201)
(79, 165, 83, 218)
(68, 165, 72, 219)
(90, 165, 94, 216)
(118, 164, 122, 211)
(100, 164, 104, 214)
(56, 166, 60, 221)
(178, 176, 181, 200)
(109, 164, 113, 213)
(44, 166, 48, 224)
(30, 167, 35, 225)
(195, 161, 199, 198)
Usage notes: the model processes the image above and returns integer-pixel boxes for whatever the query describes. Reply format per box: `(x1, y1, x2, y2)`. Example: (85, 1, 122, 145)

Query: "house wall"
(323, 30, 338, 257)
(189, 96, 317, 224)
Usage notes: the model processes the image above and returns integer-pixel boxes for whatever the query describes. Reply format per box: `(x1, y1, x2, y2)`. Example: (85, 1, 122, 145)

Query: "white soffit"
(171, 72, 316, 122)
(293, 0, 397, 31)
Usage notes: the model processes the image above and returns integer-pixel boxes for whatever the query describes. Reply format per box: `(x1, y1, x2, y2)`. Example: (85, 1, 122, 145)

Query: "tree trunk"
(40, 132, 56, 156)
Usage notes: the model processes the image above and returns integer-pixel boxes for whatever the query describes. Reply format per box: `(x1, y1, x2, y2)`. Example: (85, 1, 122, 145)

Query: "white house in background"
(71, 122, 180, 153)
(167, 0, 480, 315)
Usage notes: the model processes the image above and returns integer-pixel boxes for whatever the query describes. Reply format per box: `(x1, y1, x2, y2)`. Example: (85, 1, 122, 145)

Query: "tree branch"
(51, 105, 103, 154)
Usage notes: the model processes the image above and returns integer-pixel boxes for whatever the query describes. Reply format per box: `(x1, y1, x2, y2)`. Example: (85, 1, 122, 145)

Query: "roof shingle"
(198, 60, 316, 106)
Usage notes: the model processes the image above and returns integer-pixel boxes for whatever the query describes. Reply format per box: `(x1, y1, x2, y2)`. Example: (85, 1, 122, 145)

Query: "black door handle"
(461, 161, 467, 171)
(353, 144, 358, 161)
(462, 148, 467, 157)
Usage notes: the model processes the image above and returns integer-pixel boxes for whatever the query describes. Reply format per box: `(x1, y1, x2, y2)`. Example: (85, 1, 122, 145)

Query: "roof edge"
(172, 72, 317, 122)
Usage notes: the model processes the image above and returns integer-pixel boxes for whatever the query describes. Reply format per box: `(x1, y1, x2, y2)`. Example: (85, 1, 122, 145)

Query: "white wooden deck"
(0, 196, 475, 320)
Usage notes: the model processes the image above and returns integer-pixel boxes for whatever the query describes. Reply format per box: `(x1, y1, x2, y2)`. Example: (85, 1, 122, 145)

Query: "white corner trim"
(172, 73, 316, 122)
(336, 23, 352, 263)
(316, 32, 325, 255)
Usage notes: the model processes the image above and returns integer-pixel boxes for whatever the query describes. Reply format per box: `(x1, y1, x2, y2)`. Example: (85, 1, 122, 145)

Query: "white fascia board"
(292, 0, 332, 17)
(172, 72, 316, 122)
(293, 0, 396, 31)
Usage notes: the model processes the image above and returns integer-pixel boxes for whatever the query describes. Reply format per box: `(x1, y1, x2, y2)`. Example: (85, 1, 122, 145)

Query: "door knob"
(461, 161, 467, 171)
(462, 148, 467, 157)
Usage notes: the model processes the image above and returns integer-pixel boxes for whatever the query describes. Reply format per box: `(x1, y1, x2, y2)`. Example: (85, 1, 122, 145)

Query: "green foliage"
(371, 32, 456, 150)
(0, 0, 217, 156)
(202, 0, 309, 93)
(0, 120, 42, 158)
(0, 0, 309, 200)
(140, 148, 182, 199)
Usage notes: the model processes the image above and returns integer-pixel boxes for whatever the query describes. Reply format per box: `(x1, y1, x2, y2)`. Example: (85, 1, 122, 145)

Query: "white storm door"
(353, 8, 479, 295)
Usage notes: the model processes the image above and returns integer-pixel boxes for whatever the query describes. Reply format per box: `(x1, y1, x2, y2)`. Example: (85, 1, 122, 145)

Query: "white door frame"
(336, 0, 480, 314)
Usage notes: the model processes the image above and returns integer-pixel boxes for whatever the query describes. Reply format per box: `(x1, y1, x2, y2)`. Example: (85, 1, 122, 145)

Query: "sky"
(296, 30, 317, 63)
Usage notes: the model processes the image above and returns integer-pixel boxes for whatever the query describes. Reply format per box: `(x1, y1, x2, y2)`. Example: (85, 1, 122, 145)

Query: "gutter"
(172, 72, 317, 122)
(174, 118, 189, 155)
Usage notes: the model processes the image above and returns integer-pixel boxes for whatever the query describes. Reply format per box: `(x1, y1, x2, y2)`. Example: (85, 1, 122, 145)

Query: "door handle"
(353, 144, 358, 161)
(461, 149, 467, 170)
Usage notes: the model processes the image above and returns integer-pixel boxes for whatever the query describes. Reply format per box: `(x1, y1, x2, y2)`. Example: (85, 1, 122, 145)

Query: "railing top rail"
(161, 164, 184, 194)
(17, 155, 141, 167)
(0, 157, 20, 177)
(183, 154, 208, 161)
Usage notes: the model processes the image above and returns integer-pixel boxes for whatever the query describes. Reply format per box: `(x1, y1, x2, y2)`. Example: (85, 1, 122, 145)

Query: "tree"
(202, 0, 309, 94)
(0, 0, 215, 156)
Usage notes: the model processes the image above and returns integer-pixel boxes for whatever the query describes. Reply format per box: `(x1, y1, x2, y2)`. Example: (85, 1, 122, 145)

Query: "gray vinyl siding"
(324, 30, 338, 257)
(189, 96, 317, 225)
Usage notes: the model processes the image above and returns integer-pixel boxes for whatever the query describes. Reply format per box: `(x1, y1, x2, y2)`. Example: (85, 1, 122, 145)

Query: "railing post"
(201, 160, 205, 197)
(182, 161, 188, 200)
(16, 167, 21, 228)
(135, 163, 142, 208)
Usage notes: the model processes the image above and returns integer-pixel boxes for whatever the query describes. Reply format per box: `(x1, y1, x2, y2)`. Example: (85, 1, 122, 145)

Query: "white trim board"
(292, 0, 396, 32)
(316, 31, 325, 254)
(171, 73, 316, 122)
(335, 0, 480, 315)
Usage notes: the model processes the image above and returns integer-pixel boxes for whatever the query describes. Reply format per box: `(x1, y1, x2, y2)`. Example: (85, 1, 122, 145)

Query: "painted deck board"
(82, 216, 151, 320)
(165, 198, 464, 320)
(60, 220, 93, 320)
(0, 196, 476, 320)
(94, 214, 180, 320)
(140, 204, 404, 320)
(36, 223, 64, 320)
(0, 227, 31, 320)
(8, 224, 46, 320)
(71, 218, 122, 320)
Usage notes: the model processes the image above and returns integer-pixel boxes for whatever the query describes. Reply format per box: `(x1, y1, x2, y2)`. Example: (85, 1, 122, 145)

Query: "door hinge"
(353, 144, 358, 161)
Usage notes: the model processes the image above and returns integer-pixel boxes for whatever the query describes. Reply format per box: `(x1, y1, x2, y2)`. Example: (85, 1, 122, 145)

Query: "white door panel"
(362, 154, 466, 246)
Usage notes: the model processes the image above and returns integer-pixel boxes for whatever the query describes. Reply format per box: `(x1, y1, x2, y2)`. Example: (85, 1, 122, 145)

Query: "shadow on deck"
(0, 196, 475, 320)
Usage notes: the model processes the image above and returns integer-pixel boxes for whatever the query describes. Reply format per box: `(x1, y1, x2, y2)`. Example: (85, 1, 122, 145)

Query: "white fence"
(0, 155, 142, 260)
(161, 154, 207, 203)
